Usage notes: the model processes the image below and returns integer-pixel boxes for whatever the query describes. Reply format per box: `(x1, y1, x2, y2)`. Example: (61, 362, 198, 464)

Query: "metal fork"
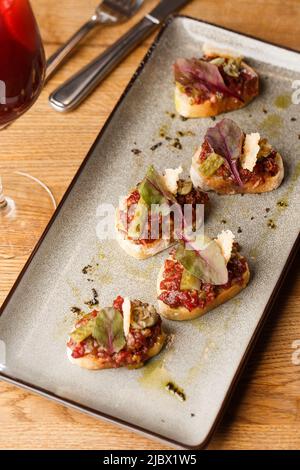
(45, 0, 144, 82)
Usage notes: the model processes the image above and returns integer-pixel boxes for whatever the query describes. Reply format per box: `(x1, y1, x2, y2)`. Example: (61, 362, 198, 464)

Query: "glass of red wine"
(0, 0, 56, 259)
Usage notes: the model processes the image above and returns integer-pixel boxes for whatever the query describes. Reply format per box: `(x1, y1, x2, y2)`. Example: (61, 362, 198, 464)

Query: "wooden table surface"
(0, 0, 300, 450)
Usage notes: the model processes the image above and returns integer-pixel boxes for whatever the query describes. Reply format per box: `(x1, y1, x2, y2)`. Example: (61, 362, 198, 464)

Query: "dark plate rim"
(0, 14, 299, 450)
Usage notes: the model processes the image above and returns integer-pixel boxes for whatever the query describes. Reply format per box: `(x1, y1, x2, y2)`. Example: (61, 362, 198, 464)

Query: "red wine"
(0, 0, 45, 127)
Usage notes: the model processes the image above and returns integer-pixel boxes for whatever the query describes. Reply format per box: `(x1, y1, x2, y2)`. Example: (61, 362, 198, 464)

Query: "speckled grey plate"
(0, 16, 300, 449)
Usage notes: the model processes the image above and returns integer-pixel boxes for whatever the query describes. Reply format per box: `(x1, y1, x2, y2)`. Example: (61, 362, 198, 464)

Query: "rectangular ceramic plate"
(1, 16, 300, 449)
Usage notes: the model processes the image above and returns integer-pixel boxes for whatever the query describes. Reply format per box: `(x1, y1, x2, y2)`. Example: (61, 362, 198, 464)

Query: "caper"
(210, 57, 225, 66)
(178, 180, 193, 196)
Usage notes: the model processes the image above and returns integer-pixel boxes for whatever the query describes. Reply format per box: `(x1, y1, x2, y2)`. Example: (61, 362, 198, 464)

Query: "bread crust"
(157, 256, 250, 321)
(191, 149, 284, 195)
(67, 333, 166, 370)
(174, 62, 259, 118)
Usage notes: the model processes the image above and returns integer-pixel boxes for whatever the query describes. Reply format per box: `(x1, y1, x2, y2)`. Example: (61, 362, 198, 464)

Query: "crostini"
(115, 165, 209, 260)
(67, 297, 166, 370)
(190, 118, 284, 195)
(157, 231, 250, 321)
(174, 45, 259, 118)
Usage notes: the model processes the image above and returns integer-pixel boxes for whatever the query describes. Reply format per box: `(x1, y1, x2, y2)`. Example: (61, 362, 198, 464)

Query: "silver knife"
(49, 0, 191, 112)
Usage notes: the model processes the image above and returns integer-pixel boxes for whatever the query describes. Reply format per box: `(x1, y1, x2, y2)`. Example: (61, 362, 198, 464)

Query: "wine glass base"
(0, 172, 57, 259)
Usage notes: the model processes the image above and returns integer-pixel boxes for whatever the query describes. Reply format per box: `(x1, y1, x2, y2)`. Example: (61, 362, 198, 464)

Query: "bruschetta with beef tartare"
(115, 165, 209, 260)
(157, 230, 250, 321)
(67, 297, 166, 370)
(190, 118, 284, 195)
(174, 45, 259, 118)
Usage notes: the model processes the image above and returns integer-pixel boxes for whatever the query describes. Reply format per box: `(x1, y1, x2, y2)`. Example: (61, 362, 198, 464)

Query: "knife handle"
(49, 17, 158, 112)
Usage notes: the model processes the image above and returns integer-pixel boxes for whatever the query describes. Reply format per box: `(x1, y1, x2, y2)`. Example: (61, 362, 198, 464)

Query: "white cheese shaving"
(241, 133, 261, 172)
(122, 297, 132, 337)
(163, 166, 183, 194)
(203, 42, 243, 60)
(216, 230, 235, 263)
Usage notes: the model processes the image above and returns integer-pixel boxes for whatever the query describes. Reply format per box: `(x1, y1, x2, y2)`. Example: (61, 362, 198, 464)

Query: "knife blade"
(49, 0, 192, 112)
(147, 0, 191, 23)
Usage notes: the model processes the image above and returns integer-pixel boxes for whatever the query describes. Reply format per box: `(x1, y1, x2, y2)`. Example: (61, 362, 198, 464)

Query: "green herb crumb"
(150, 142, 163, 151)
(172, 138, 182, 150)
(84, 288, 99, 308)
(70, 306, 81, 315)
(267, 219, 277, 229)
(131, 148, 142, 155)
(277, 200, 288, 208)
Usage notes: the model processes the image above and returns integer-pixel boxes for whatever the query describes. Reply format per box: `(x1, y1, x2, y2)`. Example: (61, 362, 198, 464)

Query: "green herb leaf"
(140, 165, 178, 206)
(92, 308, 126, 354)
(139, 177, 164, 206)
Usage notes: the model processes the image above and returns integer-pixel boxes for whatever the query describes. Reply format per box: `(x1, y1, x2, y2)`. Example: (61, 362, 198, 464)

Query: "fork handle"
(45, 18, 97, 83)
(49, 17, 158, 112)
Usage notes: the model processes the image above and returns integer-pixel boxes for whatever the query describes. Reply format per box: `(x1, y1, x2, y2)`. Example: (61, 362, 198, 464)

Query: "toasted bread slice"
(157, 254, 250, 321)
(67, 299, 166, 370)
(115, 173, 209, 259)
(67, 333, 166, 370)
(191, 148, 284, 195)
(175, 61, 259, 118)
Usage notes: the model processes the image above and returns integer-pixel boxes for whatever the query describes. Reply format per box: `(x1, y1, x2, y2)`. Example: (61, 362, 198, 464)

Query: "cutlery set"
(47, 0, 191, 112)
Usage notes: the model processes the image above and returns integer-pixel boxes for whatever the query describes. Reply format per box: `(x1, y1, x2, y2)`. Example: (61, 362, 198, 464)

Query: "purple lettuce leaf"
(93, 308, 126, 354)
(174, 58, 242, 102)
(205, 118, 244, 186)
